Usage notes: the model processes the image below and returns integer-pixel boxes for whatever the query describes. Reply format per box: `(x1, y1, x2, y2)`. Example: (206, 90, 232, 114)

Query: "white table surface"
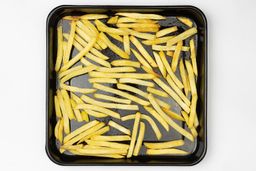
(1, 0, 256, 170)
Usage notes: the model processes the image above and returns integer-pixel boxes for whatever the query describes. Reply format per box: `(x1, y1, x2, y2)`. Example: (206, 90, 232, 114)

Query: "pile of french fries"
(54, 12, 198, 158)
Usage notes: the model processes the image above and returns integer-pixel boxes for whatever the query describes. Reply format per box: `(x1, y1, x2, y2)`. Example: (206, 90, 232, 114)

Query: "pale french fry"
(55, 26, 63, 72)
(58, 65, 83, 78)
(80, 14, 108, 20)
(79, 126, 110, 143)
(81, 95, 139, 111)
(117, 17, 158, 23)
(107, 33, 123, 42)
(91, 135, 131, 141)
(131, 49, 152, 69)
(61, 65, 98, 83)
(152, 45, 189, 51)
(70, 92, 83, 103)
(153, 51, 166, 77)
(117, 24, 160, 32)
(70, 99, 83, 122)
(188, 95, 198, 128)
(95, 20, 128, 35)
(89, 72, 155, 80)
(99, 32, 129, 59)
(76, 20, 96, 37)
(177, 17, 193, 27)
(107, 16, 119, 24)
(88, 78, 117, 83)
(81, 110, 89, 122)
(86, 53, 111, 68)
(147, 87, 168, 98)
(96, 67, 135, 73)
(119, 78, 154, 87)
(127, 112, 141, 158)
(63, 41, 67, 55)
(60, 89, 75, 120)
(162, 108, 184, 121)
(94, 93, 131, 104)
(179, 59, 190, 96)
(121, 114, 135, 121)
(130, 36, 157, 67)
(85, 109, 108, 118)
(148, 94, 193, 141)
(54, 95, 62, 118)
(144, 140, 184, 149)
(115, 12, 166, 20)
(58, 119, 64, 143)
(185, 60, 197, 96)
(117, 83, 148, 98)
(156, 26, 178, 38)
(76, 103, 121, 119)
(142, 36, 174, 46)
(120, 28, 155, 40)
(108, 120, 131, 135)
(190, 127, 198, 138)
(171, 41, 183, 72)
(81, 19, 99, 34)
(111, 59, 140, 68)
(155, 98, 171, 109)
(81, 58, 95, 66)
(167, 27, 197, 47)
(60, 83, 96, 94)
(158, 51, 184, 89)
(141, 66, 160, 77)
(85, 140, 129, 149)
(166, 51, 174, 56)
(123, 35, 130, 55)
(63, 21, 76, 64)
(166, 75, 190, 106)
(190, 39, 198, 76)
(54, 119, 60, 140)
(181, 111, 189, 125)
(133, 122, 145, 156)
(147, 149, 188, 155)
(57, 90, 70, 134)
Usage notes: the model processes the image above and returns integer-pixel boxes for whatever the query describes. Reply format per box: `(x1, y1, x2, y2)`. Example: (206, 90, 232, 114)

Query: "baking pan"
(46, 5, 207, 166)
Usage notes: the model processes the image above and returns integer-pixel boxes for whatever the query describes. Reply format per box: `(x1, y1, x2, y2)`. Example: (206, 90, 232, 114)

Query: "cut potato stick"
(141, 66, 160, 77)
(96, 67, 136, 73)
(61, 65, 97, 83)
(179, 59, 190, 96)
(116, 12, 166, 20)
(177, 17, 193, 27)
(166, 51, 174, 57)
(81, 19, 99, 34)
(99, 32, 129, 59)
(117, 17, 158, 23)
(166, 75, 190, 106)
(188, 95, 198, 128)
(131, 49, 152, 69)
(80, 14, 108, 20)
(133, 122, 145, 156)
(153, 51, 166, 77)
(147, 87, 168, 98)
(148, 94, 193, 141)
(58, 65, 83, 79)
(117, 23, 160, 29)
(190, 39, 198, 76)
(63, 120, 99, 143)
(94, 93, 131, 104)
(55, 26, 63, 72)
(117, 83, 148, 98)
(76, 20, 96, 37)
(54, 95, 62, 118)
(156, 26, 178, 38)
(85, 140, 129, 149)
(120, 28, 155, 40)
(86, 53, 111, 68)
(181, 111, 189, 125)
(63, 41, 67, 55)
(60, 83, 96, 94)
(108, 120, 131, 135)
(54, 119, 60, 140)
(147, 149, 188, 155)
(81, 58, 95, 66)
(76, 103, 121, 119)
(88, 78, 117, 83)
(159, 51, 184, 89)
(81, 110, 90, 122)
(119, 78, 154, 87)
(127, 112, 141, 158)
(89, 72, 155, 80)
(63, 21, 76, 64)
(57, 90, 70, 134)
(194, 112, 199, 128)
(123, 35, 130, 55)
(95, 21, 128, 35)
(107, 33, 123, 42)
(83, 126, 110, 140)
(167, 27, 197, 47)
(152, 45, 189, 51)
(185, 60, 197, 96)
(171, 41, 183, 72)
(130, 36, 157, 67)
(85, 109, 108, 118)
(111, 59, 140, 68)
(162, 108, 184, 121)
(58, 119, 64, 143)
(70, 92, 83, 104)
(60, 89, 75, 120)
(70, 99, 83, 122)
(190, 127, 198, 138)
(107, 16, 119, 24)
(144, 139, 184, 149)
(81, 95, 139, 110)
(142, 36, 174, 46)
(91, 135, 131, 141)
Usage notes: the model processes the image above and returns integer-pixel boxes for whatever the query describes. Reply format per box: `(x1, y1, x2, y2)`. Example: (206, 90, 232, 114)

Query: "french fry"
(141, 66, 160, 77)
(80, 14, 108, 20)
(70, 99, 83, 122)
(107, 16, 119, 24)
(127, 112, 141, 158)
(152, 45, 190, 51)
(185, 60, 197, 96)
(171, 41, 183, 72)
(142, 36, 174, 46)
(131, 49, 152, 69)
(55, 26, 63, 72)
(75, 27, 101, 50)
(177, 17, 193, 27)
(91, 135, 131, 141)
(111, 59, 140, 68)
(166, 51, 174, 57)
(60, 83, 96, 94)
(54, 95, 62, 118)
(117, 17, 158, 23)
(158, 51, 184, 89)
(76, 103, 121, 119)
(81, 58, 95, 66)
(120, 28, 155, 40)
(133, 122, 145, 156)
(96, 67, 135, 73)
(190, 127, 198, 138)
(81, 19, 99, 34)
(63, 21, 76, 64)
(78, 126, 110, 143)
(84, 109, 108, 118)
(156, 26, 178, 38)
(117, 83, 148, 99)
(146, 148, 188, 155)
(95, 20, 128, 35)
(60, 89, 75, 120)
(62, 41, 67, 55)
(153, 51, 166, 77)
(99, 32, 129, 59)
(94, 93, 132, 104)
(119, 78, 154, 87)
(58, 119, 64, 143)
(57, 90, 70, 134)
(88, 78, 117, 83)
(115, 12, 166, 20)
(190, 39, 198, 76)
(167, 27, 197, 47)
(86, 53, 111, 68)
(148, 94, 193, 141)
(146, 87, 168, 98)
(194, 112, 199, 128)
(89, 72, 155, 80)
(85, 140, 129, 149)
(144, 140, 184, 149)
(130, 36, 157, 67)
(58, 65, 83, 78)
(108, 121, 131, 135)
(162, 108, 184, 121)
(54, 119, 60, 140)
(107, 33, 123, 42)
(188, 95, 198, 128)
(123, 35, 130, 55)
(179, 59, 190, 96)
(117, 23, 160, 29)
(181, 111, 189, 125)
(81, 95, 139, 111)
(76, 20, 96, 37)
(81, 110, 89, 122)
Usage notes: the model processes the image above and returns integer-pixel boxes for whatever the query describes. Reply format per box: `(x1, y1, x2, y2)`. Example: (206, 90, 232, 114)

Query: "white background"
(0, 0, 256, 170)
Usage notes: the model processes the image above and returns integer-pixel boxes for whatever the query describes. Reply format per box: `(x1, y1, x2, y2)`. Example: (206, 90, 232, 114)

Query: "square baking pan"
(46, 5, 207, 166)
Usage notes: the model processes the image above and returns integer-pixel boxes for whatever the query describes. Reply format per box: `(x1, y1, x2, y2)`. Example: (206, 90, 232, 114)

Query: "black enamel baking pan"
(46, 5, 207, 166)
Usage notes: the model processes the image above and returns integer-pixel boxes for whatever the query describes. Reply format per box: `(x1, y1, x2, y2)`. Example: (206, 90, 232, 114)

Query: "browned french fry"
(94, 93, 132, 104)
(179, 59, 190, 96)
(119, 78, 154, 87)
(146, 149, 188, 155)
(153, 51, 166, 77)
(117, 23, 160, 29)
(123, 35, 130, 55)
(144, 139, 184, 149)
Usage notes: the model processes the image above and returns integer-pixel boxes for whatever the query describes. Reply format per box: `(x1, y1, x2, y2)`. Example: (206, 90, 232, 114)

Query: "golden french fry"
(117, 17, 158, 23)
(146, 149, 188, 155)
(171, 41, 183, 72)
(57, 90, 70, 134)
(153, 51, 166, 77)
(120, 114, 135, 121)
(94, 93, 131, 104)
(81, 110, 89, 122)
(88, 78, 118, 83)
(167, 27, 197, 47)
(156, 26, 178, 38)
(162, 108, 184, 121)
(95, 20, 128, 35)
(85, 140, 129, 149)
(55, 26, 63, 72)
(117, 23, 160, 29)
(54, 95, 62, 118)
(185, 60, 197, 96)
(177, 17, 193, 27)
(54, 119, 60, 140)
(190, 39, 198, 76)
(188, 95, 198, 128)
(133, 122, 145, 156)
(166, 51, 174, 56)
(81, 19, 99, 34)
(141, 66, 160, 77)
(58, 119, 64, 143)
(144, 139, 184, 149)
(131, 49, 152, 69)
(86, 53, 111, 68)
(120, 28, 155, 40)
(85, 109, 108, 118)
(179, 59, 190, 96)
(142, 36, 174, 45)
(108, 120, 131, 135)
(107, 16, 119, 24)
(194, 112, 199, 128)
(107, 33, 123, 42)
(127, 112, 141, 158)
(147, 87, 168, 98)
(130, 36, 157, 67)
(63, 21, 76, 64)
(80, 14, 108, 20)
(115, 12, 166, 20)
(91, 135, 131, 141)
(81, 58, 95, 66)
(119, 78, 154, 87)
(58, 65, 83, 78)
(123, 35, 130, 55)
(76, 20, 96, 37)
(89, 72, 155, 80)
(111, 59, 140, 68)
(70, 99, 83, 122)
(96, 67, 136, 73)
(190, 127, 198, 138)
(152, 45, 189, 51)
(60, 89, 75, 120)
(60, 83, 96, 94)
(181, 111, 189, 125)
